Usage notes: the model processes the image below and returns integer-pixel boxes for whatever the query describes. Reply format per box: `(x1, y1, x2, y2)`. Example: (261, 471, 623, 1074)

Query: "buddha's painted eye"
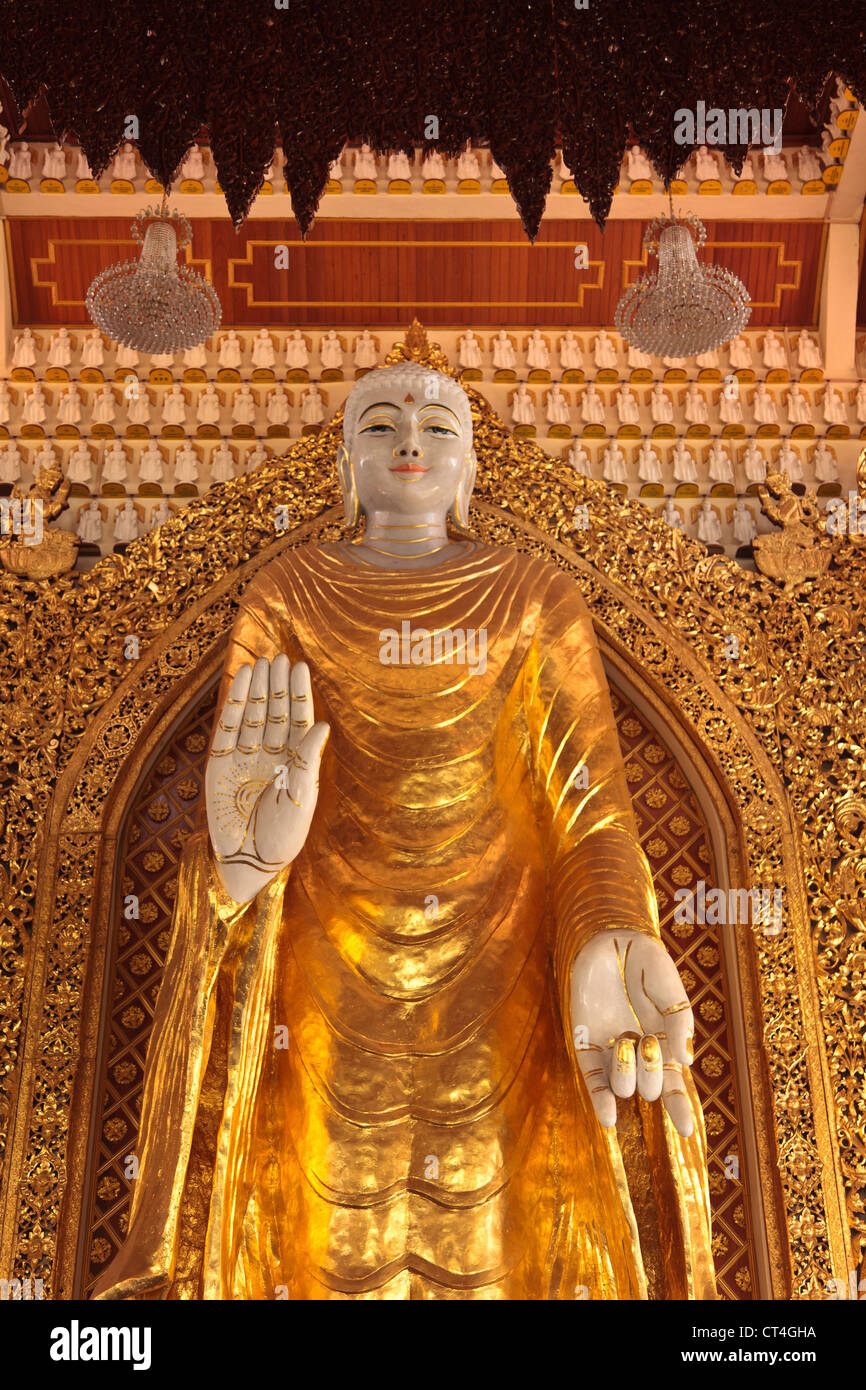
(426, 424, 457, 436)
(360, 422, 396, 434)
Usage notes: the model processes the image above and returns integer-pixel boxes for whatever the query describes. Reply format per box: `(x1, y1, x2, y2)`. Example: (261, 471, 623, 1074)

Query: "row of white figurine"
(10, 327, 378, 373)
(513, 381, 860, 429)
(3, 381, 330, 429)
(654, 498, 758, 547)
(9, 325, 826, 376)
(0, 437, 269, 486)
(565, 437, 839, 487)
(0, 134, 836, 192)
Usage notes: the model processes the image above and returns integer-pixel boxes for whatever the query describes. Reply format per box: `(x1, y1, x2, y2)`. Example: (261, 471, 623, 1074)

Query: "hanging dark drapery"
(0, 0, 862, 238)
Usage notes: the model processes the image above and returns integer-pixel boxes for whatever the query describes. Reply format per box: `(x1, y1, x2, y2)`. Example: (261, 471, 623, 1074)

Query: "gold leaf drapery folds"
(0, 324, 864, 1298)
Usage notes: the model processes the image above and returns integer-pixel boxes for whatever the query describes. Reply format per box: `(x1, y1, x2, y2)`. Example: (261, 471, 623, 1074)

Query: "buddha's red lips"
(389, 463, 429, 474)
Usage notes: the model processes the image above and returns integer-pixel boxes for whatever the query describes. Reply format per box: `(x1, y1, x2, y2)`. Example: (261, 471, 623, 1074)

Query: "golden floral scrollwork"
(0, 325, 864, 1302)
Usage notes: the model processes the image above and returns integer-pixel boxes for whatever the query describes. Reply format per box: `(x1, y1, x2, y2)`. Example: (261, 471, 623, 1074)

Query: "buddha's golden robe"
(95, 542, 715, 1301)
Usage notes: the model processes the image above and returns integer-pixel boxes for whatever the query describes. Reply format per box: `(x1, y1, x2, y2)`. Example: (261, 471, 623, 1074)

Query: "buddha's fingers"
(636, 1034, 664, 1103)
(575, 1039, 617, 1128)
(263, 653, 290, 759)
(661, 1059, 694, 1139)
(211, 664, 253, 757)
(288, 660, 314, 753)
(235, 657, 269, 756)
(610, 1035, 637, 1099)
(286, 722, 330, 813)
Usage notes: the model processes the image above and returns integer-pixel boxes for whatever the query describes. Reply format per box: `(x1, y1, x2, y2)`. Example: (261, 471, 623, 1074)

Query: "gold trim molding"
(0, 327, 863, 1300)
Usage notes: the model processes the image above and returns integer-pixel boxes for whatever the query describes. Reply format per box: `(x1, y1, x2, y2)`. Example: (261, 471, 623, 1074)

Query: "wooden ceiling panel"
(7, 217, 825, 329)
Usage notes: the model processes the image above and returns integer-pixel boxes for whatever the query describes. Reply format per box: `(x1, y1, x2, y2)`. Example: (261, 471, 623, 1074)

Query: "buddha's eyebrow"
(416, 404, 460, 422)
(359, 401, 401, 417)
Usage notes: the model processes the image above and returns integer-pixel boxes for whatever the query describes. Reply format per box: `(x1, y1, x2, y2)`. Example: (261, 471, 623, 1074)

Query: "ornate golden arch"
(0, 328, 863, 1301)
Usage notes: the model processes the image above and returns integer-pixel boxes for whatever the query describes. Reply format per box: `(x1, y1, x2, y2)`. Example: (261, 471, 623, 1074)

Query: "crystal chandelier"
(86, 204, 221, 353)
(615, 210, 750, 358)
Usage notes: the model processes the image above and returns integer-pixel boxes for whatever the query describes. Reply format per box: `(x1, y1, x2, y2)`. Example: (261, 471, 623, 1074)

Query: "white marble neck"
(346, 509, 467, 568)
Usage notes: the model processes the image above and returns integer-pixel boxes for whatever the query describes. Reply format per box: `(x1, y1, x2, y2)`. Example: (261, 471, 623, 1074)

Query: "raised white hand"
(205, 654, 329, 904)
(569, 928, 696, 1137)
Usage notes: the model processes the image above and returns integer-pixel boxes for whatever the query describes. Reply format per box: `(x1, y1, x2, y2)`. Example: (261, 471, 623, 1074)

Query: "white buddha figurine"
(57, 385, 83, 426)
(116, 344, 140, 369)
(183, 344, 208, 369)
(91, 384, 118, 426)
(739, 447, 767, 492)
(811, 440, 838, 483)
(662, 355, 688, 370)
(684, 384, 708, 426)
(761, 332, 787, 370)
(795, 331, 822, 371)
(320, 331, 343, 371)
(285, 331, 309, 370)
(492, 332, 516, 371)
(728, 335, 753, 370)
(266, 385, 291, 426)
(0, 442, 24, 485)
(181, 144, 206, 180)
(511, 386, 535, 427)
(786, 384, 813, 426)
(421, 150, 446, 181)
(525, 330, 550, 371)
(353, 144, 377, 181)
(762, 147, 787, 182)
(245, 441, 269, 471)
(210, 440, 236, 483)
(150, 499, 173, 528)
(47, 328, 73, 369)
(580, 384, 606, 425)
(218, 331, 243, 370)
(796, 146, 822, 182)
(458, 332, 483, 370)
(42, 143, 67, 181)
(173, 443, 200, 486)
(545, 385, 571, 426)
(559, 332, 584, 371)
(736, 153, 755, 181)
(627, 344, 653, 369)
(301, 384, 325, 426)
(566, 442, 592, 477)
(671, 440, 697, 484)
(456, 145, 480, 181)
(694, 146, 719, 182)
(601, 442, 628, 484)
(150, 352, 174, 371)
(0, 382, 10, 425)
(22, 384, 47, 426)
(138, 442, 165, 484)
(732, 501, 757, 545)
(33, 441, 57, 472)
(555, 152, 571, 183)
(719, 383, 743, 426)
(252, 330, 276, 370)
(67, 443, 95, 486)
(113, 499, 140, 543)
(752, 384, 778, 425)
(615, 385, 640, 425)
(821, 385, 847, 426)
(8, 144, 32, 180)
(774, 441, 802, 484)
(196, 384, 222, 427)
(649, 383, 674, 424)
(12, 328, 37, 369)
(707, 440, 733, 484)
(126, 385, 152, 428)
(327, 154, 344, 182)
(387, 151, 412, 181)
(161, 384, 188, 427)
(75, 148, 94, 180)
(102, 441, 130, 485)
(626, 145, 652, 182)
(81, 330, 105, 368)
(662, 498, 685, 530)
(856, 382, 866, 424)
(112, 143, 138, 181)
(231, 385, 257, 427)
(353, 330, 378, 369)
(592, 331, 618, 370)
(76, 500, 103, 545)
(695, 348, 719, 369)
(636, 440, 662, 483)
(696, 499, 722, 544)
(0, 124, 9, 164)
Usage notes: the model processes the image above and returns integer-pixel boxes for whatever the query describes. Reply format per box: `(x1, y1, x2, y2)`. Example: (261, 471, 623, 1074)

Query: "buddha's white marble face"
(348, 391, 468, 517)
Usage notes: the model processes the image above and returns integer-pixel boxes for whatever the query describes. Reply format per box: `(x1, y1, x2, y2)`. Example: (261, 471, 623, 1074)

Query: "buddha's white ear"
(452, 448, 477, 530)
(337, 443, 360, 527)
